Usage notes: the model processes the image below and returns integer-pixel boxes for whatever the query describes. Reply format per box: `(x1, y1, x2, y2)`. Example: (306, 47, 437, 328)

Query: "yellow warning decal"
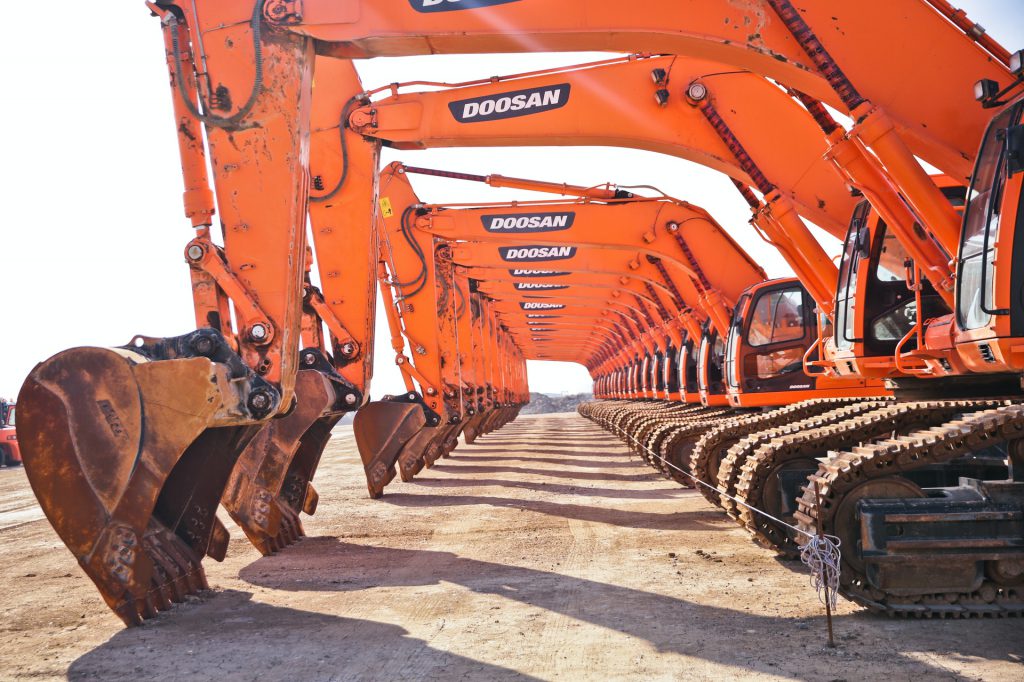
(379, 197, 394, 218)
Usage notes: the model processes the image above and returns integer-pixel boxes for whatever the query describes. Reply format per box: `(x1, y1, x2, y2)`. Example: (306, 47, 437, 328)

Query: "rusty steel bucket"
(16, 331, 276, 626)
(221, 361, 360, 555)
(353, 398, 427, 498)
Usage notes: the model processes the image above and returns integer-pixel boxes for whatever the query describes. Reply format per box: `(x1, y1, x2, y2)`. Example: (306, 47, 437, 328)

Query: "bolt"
(686, 81, 708, 103)
(303, 352, 318, 366)
(249, 324, 269, 342)
(186, 244, 205, 261)
(191, 335, 215, 356)
(339, 342, 357, 357)
(666, 222, 680, 233)
(426, 387, 437, 396)
(248, 391, 271, 413)
(408, 393, 417, 400)
(344, 393, 357, 406)
(415, 345, 427, 355)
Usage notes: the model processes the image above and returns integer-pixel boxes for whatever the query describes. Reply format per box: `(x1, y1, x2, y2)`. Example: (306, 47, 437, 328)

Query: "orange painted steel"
(347, 54, 855, 237)
(288, 0, 1009, 181)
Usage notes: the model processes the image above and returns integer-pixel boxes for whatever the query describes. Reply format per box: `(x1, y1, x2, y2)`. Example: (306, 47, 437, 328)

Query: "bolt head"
(340, 342, 357, 357)
(186, 245, 205, 261)
(303, 352, 317, 366)
(686, 82, 708, 102)
(667, 222, 680, 233)
(249, 324, 268, 341)
(250, 393, 270, 410)
(344, 393, 357, 405)
(191, 335, 215, 356)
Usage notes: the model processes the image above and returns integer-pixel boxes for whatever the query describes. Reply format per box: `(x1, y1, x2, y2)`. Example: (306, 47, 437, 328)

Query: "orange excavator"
(374, 163, 885, 487)
(368, 164, 530, 495)
(13, 0, 1024, 625)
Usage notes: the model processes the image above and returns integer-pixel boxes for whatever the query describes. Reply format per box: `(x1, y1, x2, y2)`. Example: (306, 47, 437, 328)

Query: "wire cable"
(607, 419, 841, 608)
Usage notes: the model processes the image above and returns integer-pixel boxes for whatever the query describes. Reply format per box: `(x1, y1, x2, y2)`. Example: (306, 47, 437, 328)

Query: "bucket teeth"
(221, 369, 350, 555)
(17, 332, 273, 626)
(354, 400, 427, 497)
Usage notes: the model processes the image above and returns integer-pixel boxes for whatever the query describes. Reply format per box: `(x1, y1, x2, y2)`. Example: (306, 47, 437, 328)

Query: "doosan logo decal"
(450, 84, 571, 123)
(410, 0, 523, 13)
(526, 314, 556, 318)
(514, 282, 568, 291)
(499, 245, 577, 262)
(484, 212, 575, 233)
(520, 302, 565, 310)
(508, 269, 569, 278)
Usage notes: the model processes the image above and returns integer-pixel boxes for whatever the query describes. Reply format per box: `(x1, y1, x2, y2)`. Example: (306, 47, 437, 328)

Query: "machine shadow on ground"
(67, 590, 541, 681)
(234, 539, 1022, 678)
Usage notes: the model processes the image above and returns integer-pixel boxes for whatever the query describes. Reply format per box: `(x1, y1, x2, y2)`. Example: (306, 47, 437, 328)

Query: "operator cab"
(696, 322, 728, 407)
(723, 279, 815, 407)
(830, 182, 964, 379)
(677, 332, 701, 403)
(662, 341, 680, 400)
(650, 346, 667, 399)
(639, 354, 652, 398)
(955, 94, 1024, 376)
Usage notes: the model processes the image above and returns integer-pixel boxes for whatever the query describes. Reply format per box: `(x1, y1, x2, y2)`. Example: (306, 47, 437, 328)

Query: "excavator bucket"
(396, 427, 442, 481)
(222, 364, 360, 555)
(420, 425, 459, 467)
(16, 330, 275, 626)
(462, 414, 485, 444)
(353, 399, 426, 498)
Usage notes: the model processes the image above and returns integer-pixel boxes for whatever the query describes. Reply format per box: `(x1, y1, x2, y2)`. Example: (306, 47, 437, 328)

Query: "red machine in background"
(0, 400, 20, 467)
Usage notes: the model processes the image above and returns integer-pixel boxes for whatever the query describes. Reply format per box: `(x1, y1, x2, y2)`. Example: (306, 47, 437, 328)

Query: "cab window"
(748, 289, 805, 346)
(957, 102, 1022, 330)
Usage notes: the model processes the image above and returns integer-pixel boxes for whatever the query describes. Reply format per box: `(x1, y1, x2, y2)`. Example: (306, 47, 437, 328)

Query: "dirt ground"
(0, 412, 1020, 681)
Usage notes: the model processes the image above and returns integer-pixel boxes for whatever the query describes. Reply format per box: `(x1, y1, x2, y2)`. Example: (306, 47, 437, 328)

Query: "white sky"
(1, 1, 1022, 399)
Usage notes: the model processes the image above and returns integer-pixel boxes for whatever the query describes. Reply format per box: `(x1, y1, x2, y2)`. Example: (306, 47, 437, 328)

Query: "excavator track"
(632, 406, 704, 454)
(691, 397, 882, 507)
(632, 406, 711, 466)
(715, 400, 893, 520)
(581, 402, 709, 469)
(794, 403, 1024, 617)
(654, 409, 739, 485)
(635, 407, 725, 468)
(735, 400, 1005, 556)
